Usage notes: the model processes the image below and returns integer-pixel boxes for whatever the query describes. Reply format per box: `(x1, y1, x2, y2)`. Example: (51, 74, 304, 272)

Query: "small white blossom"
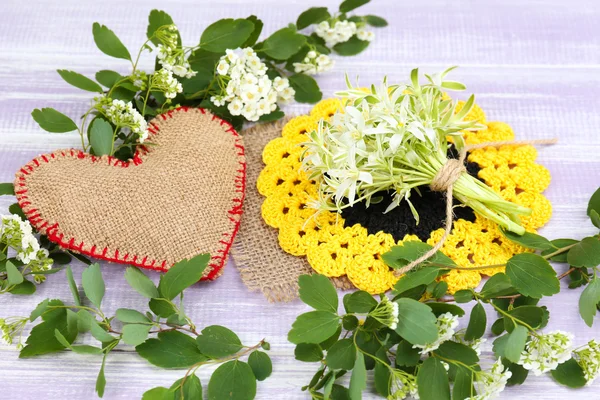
(517, 331, 573, 376)
(574, 339, 600, 385)
(210, 48, 294, 122)
(389, 369, 419, 400)
(469, 360, 512, 400)
(412, 312, 459, 354)
(357, 27, 375, 42)
(314, 20, 357, 47)
(293, 50, 335, 75)
(152, 68, 183, 100)
(368, 296, 399, 330)
(98, 98, 149, 142)
(0, 215, 53, 283)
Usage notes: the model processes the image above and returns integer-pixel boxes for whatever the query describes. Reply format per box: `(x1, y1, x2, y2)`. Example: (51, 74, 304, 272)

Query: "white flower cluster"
(211, 48, 295, 122)
(293, 50, 334, 75)
(469, 360, 512, 400)
(368, 296, 399, 330)
(357, 27, 375, 42)
(517, 331, 573, 376)
(96, 98, 149, 143)
(131, 70, 148, 90)
(315, 20, 357, 47)
(389, 369, 419, 400)
(0, 316, 28, 348)
(413, 312, 459, 354)
(155, 25, 196, 79)
(152, 68, 183, 100)
(0, 215, 53, 283)
(574, 339, 600, 385)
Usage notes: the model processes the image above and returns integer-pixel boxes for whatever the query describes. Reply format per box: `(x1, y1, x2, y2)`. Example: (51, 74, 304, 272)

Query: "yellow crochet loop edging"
(257, 99, 552, 294)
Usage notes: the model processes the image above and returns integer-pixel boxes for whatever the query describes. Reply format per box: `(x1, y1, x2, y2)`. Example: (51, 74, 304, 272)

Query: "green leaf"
(9, 203, 26, 220)
(71, 344, 104, 355)
(506, 253, 560, 298)
(348, 351, 367, 399)
(506, 306, 546, 331)
(425, 302, 465, 317)
(242, 16, 264, 48)
(96, 70, 122, 88)
(504, 324, 528, 363)
(158, 253, 210, 300)
(124, 267, 159, 299)
(57, 70, 103, 93)
(374, 360, 391, 397)
(196, 325, 243, 358)
(288, 311, 340, 344)
(77, 310, 93, 333)
(6, 260, 24, 286)
(298, 274, 338, 312)
(297, 7, 331, 30)
(453, 368, 474, 400)
(340, 0, 370, 12)
(96, 352, 108, 398)
(122, 324, 151, 346)
(30, 299, 50, 322)
(454, 290, 474, 303)
(248, 351, 272, 381)
(567, 237, 600, 268)
(81, 263, 105, 308)
(169, 373, 203, 399)
(92, 23, 131, 60)
(502, 358, 529, 386)
(89, 319, 117, 343)
(342, 315, 359, 331)
(261, 27, 307, 60)
(365, 15, 388, 27)
(89, 118, 114, 157)
(31, 108, 78, 133)
(383, 242, 456, 269)
(394, 298, 438, 345)
(541, 238, 579, 263)
(295, 343, 323, 362)
(344, 291, 377, 313)
(65, 266, 82, 306)
(0, 183, 15, 196)
(479, 273, 517, 299)
(395, 340, 421, 367)
(435, 341, 479, 367)
(320, 326, 342, 351)
(142, 387, 170, 400)
(8, 279, 36, 295)
(289, 73, 322, 104)
(49, 252, 71, 265)
(464, 302, 486, 341)
(333, 36, 369, 56)
(326, 338, 356, 370)
(149, 298, 177, 318)
(116, 308, 151, 324)
(588, 187, 600, 221)
(417, 357, 451, 400)
(394, 266, 441, 294)
(200, 18, 255, 53)
(136, 330, 207, 369)
(590, 210, 600, 229)
(579, 278, 600, 327)
(431, 281, 448, 298)
(501, 229, 554, 251)
(551, 358, 587, 388)
(20, 300, 77, 357)
(208, 360, 256, 400)
(147, 9, 175, 46)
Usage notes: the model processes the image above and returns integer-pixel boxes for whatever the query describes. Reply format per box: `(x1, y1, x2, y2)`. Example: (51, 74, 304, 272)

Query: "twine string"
(393, 138, 558, 277)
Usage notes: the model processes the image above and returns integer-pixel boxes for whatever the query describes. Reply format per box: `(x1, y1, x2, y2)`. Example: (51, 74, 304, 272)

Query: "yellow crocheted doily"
(257, 98, 552, 294)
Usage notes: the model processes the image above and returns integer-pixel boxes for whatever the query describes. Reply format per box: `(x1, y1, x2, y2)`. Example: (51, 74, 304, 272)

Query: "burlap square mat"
(14, 107, 245, 280)
(232, 118, 353, 302)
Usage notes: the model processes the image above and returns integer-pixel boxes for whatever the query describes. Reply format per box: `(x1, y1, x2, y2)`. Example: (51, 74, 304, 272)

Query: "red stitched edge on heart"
(13, 106, 246, 280)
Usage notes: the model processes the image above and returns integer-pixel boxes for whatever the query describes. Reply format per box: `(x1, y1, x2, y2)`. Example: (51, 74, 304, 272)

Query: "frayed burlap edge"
(231, 117, 353, 302)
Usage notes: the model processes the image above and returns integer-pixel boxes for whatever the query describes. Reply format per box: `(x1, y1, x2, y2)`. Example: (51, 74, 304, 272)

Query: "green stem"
(488, 301, 537, 333)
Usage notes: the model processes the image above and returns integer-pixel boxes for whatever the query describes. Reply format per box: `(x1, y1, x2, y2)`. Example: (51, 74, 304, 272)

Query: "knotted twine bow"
(393, 138, 558, 277)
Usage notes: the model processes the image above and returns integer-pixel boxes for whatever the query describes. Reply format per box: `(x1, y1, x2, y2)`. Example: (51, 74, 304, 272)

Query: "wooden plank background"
(1, 0, 599, 398)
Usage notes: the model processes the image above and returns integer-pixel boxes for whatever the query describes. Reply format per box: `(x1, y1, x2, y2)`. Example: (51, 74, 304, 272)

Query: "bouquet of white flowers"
(302, 68, 531, 234)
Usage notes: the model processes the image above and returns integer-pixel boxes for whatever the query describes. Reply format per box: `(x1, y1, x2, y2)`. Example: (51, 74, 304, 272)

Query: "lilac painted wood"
(1, 0, 600, 398)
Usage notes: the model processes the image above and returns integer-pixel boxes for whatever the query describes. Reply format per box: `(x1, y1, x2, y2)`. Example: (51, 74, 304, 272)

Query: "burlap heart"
(14, 107, 246, 280)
